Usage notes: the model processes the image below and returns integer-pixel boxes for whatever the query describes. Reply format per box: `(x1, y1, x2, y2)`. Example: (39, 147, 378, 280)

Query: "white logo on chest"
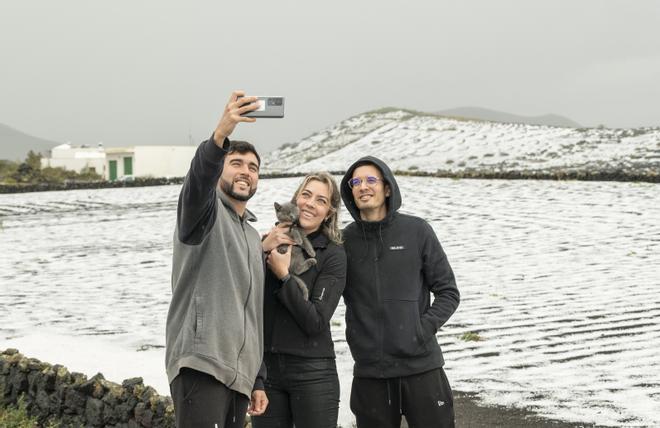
(389, 245, 405, 251)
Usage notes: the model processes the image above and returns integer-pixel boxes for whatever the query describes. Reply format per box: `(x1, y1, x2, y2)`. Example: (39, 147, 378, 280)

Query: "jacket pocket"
(345, 302, 379, 363)
(382, 300, 428, 358)
(193, 295, 204, 344)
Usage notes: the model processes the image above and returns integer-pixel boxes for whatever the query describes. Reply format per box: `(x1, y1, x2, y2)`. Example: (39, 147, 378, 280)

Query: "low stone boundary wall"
(0, 177, 185, 194)
(1, 167, 658, 194)
(0, 349, 174, 427)
(391, 168, 660, 183)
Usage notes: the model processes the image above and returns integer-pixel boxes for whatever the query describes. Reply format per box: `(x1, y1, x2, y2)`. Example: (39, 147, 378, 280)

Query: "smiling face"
(295, 179, 332, 235)
(219, 151, 259, 202)
(351, 164, 390, 222)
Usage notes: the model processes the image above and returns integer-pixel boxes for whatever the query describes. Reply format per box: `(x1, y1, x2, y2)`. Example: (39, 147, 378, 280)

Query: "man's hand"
(267, 243, 292, 280)
(213, 90, 260, 145)
(248, 389, 268, 416)
(262, 223, 295, 253)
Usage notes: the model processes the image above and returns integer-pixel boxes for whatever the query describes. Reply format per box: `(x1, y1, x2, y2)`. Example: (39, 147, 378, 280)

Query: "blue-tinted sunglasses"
(348, 176, 383, 188)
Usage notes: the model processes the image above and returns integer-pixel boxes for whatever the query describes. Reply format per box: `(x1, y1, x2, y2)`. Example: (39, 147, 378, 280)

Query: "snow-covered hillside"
(263, 109, 660, 178)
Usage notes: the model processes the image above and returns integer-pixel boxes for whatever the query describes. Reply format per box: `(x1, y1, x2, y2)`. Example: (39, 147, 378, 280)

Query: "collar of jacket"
(218, 190, 257, 223)
(355, 211, 397, 232)
(308, 229, 330, 249)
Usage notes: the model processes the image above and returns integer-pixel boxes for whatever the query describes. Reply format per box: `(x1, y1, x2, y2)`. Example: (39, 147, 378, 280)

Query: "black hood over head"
(340, 156, 402, 223)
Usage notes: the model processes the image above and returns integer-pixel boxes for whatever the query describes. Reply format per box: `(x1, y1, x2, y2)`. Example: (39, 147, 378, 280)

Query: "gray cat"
(274, 202, 317, 300)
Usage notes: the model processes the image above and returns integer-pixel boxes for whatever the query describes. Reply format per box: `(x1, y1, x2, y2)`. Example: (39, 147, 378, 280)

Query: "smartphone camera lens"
(268, 98, 283, 106)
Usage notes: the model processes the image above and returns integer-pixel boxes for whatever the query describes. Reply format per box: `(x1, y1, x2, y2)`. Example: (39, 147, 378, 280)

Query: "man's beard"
(220, 177, 257, 202)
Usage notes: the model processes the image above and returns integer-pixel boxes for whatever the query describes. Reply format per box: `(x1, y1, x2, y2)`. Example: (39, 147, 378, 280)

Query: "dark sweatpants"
(170, 367, 250, 428)
(350, 367, 455, 428)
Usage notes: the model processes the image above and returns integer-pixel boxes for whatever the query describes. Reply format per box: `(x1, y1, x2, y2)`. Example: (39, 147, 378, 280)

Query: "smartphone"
(238, 96, 285, 118)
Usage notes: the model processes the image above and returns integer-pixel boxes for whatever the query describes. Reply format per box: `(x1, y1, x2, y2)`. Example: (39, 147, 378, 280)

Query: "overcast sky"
(1, 0, 659, 152)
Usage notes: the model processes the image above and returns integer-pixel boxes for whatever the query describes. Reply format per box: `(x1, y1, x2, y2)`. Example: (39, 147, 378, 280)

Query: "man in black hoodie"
(340, 156, 460, 428)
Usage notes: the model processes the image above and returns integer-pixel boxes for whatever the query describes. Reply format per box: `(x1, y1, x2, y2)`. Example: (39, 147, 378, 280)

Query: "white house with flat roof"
(104, 145, 197, 181)
(40, 144, 197, 181)
(40, 143, 106, 175)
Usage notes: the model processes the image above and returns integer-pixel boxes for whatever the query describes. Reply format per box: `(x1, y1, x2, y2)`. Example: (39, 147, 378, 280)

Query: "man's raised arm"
(177, 90, 259, 244)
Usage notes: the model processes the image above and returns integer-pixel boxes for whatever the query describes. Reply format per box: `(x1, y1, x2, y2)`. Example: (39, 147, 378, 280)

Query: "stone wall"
(3, 167, 657, 195)
(0, 177, 185, 194)
(0, 349, 174, 427)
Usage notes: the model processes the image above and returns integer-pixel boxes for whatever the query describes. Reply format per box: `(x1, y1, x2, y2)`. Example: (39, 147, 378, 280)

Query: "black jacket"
(340, 156, 460, 378)
(263, 230, 347, 358)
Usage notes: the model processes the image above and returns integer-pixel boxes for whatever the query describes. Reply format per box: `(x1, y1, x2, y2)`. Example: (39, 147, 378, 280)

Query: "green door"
(123, 157, 133, 176)
(109, 160, 117, 181)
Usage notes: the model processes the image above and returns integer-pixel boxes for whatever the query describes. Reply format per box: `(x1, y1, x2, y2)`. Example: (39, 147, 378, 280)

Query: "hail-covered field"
(1, 178, 659, 427)
(263, 110, 660, 177)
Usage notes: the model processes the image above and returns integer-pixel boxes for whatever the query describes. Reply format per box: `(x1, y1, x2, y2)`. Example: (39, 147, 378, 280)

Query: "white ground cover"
(1, 178, 659, 427)
(263, 110, 660, 176)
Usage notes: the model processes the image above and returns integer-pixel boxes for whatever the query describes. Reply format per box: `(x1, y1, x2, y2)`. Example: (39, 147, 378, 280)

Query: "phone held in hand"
(238, 96, 285, 118)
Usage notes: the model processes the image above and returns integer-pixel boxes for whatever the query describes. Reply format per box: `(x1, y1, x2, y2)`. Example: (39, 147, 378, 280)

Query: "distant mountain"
(435, 107, 582, 128)
(0, 123, 62, 161)
(263, 108, 660, 179)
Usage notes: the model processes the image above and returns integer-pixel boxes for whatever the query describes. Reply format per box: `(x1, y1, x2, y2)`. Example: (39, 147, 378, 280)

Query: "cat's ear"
(274, 202, 281, 210)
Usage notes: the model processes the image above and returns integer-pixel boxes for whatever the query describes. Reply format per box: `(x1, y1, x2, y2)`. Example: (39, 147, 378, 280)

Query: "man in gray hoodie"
(166, 91, 269, 428)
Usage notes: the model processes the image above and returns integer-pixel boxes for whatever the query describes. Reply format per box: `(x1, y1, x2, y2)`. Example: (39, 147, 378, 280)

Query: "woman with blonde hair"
(254, 172, 346, 428)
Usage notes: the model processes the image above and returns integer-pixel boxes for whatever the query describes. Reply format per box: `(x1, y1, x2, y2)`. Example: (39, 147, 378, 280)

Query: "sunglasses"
(348, 176, 383, 188)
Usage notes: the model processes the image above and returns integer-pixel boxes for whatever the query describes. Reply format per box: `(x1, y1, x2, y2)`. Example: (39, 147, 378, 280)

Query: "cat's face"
(274, 202, 299, 223)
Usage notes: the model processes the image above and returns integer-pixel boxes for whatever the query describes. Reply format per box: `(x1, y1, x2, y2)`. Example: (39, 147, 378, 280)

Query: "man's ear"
(385, 185, 391, 198)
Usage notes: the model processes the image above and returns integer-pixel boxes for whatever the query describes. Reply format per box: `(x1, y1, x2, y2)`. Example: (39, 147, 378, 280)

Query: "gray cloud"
(1, 0, 659, 153)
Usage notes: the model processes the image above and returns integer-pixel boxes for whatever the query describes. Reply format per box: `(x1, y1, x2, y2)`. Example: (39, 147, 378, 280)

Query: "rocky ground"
(453, 392, 602, 428)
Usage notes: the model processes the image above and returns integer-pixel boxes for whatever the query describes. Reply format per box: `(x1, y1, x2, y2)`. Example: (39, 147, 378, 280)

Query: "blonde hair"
(291, 172, 343, 245)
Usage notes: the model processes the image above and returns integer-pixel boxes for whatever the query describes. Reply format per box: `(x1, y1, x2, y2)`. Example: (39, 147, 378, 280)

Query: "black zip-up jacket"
(340, 156, 460, 378)
(263, 230, 347, 358)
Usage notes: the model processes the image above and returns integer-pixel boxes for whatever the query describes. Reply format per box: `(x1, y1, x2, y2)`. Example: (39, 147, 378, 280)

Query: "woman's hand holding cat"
(266, 244, 292, 279)
(262, 223, 295, 253)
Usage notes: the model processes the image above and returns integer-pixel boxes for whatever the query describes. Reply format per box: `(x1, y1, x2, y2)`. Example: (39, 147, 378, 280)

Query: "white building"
(40, 143, 106, 175)
(104, 146, 197, 181)
(40, 144, 198, 181)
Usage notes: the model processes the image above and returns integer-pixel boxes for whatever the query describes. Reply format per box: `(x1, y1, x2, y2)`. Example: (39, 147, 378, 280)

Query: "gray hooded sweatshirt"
(165, 137, 265, 398)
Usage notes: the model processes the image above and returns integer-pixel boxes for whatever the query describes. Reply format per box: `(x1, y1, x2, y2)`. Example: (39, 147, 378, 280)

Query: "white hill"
(263, 109, 660, 179)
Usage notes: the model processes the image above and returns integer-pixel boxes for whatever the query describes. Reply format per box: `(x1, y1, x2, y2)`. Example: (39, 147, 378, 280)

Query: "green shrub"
(460, 331, 482, 342)
(0, 151, 102, 184)
(0, 396, 38, 428)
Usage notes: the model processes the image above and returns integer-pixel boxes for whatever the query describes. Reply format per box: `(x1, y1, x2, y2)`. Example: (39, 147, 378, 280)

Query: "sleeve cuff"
(202, 132, 230, 161)
(253, 378, 265, 391)
(273, 274, 291, 293)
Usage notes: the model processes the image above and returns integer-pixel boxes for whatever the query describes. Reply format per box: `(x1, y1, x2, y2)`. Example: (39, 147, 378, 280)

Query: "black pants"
(170, 367, 249, 428)
(350, 368, 455, 428)
(251, 353, 340, 428)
